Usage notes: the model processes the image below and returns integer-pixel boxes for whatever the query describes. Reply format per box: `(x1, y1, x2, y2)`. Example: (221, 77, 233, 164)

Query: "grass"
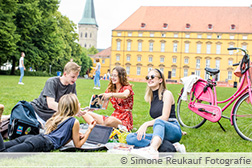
(1, 75, 252, 152)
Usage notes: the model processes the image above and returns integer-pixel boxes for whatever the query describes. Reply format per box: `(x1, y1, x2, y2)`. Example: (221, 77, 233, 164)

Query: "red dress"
(105, 85, 134, 131)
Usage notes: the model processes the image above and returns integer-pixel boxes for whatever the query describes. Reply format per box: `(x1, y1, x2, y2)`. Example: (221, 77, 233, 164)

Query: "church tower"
(78, 0, 98, 49)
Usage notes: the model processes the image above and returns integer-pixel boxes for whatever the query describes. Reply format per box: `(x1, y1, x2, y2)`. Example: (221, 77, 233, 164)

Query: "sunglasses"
(145, 75, 156, 80)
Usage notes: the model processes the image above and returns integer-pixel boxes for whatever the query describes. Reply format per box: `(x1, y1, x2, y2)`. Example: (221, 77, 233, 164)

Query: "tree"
(0, 0, 19, 66)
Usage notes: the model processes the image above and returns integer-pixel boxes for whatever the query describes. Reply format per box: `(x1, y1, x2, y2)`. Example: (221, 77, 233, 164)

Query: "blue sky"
(59, 0, 252, 49)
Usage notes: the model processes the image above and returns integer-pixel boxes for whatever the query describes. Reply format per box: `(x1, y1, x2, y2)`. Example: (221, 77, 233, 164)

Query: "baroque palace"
(109, 6, 252, 84)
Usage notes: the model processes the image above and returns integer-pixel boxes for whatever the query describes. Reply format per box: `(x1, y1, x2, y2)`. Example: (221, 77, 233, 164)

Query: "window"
(141, 23, 146, 28)
(242, 45, 247, 55)
(185, 43, 189, 53)
(197, 44, 201, 54)
(243, 35, 247, 40)
(127, 41, 131, 51)
(138, 42, 142, 51)
(138, 33, 143, 37)
(161, 33, 166, 37)
(117, 32, 121, 36)
(150, 33, 154, 37)
(206, 59, 210, 68)
(148, 67, 152, 72)
(116, 55, 120, 61)
(174, 33, 178, 38)
(172, 58, 177, 63)
(229, 44, 234, 55)
(184, 69, 188, 77)
(137, 67, 141, 75)
(206, 44, 211, 54)
(231, 24, 236, 30)
(102, 59, 105, 64)
(160, 57, 164, 63)
(186, 23, 190, 29)
(149, 42, 153, 52)
(217, 35, 221, 39)
(126, 56, 130, 62)
(228, 60, 233, 66)
(184, 58, 189, 64)
(207, 34, 212, 39)
(116, 41, 121, 51)
(196, 59, 200, 69)
(93, 59, 96, 63)
(126, 67, 130, 75)
(85, 33, 87, 38)
(230, 35, 234, 39)
(163, 23, 168, 29)
(90, 33, 92, 38)
(161, 43, 165, 52)
(228, 71, 232, 80)
(149, 57, 153, 62)
(216, 44, 221, 54)
(208, 24, 213, 30)
(160, 68, 164, 72)
(137, 56, 141, 62)
(216, 60, 220, 69)
(185, 34, 190, 38)
(195, 70, 200, 76)
(173, 43, 178, 53)
(128, 32, 132, 36)
(172, 69, 176, 77)
(197, 34, 202, 38)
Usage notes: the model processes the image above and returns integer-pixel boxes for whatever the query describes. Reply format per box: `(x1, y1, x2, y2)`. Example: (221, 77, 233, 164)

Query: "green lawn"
(1, 75, 252, 152)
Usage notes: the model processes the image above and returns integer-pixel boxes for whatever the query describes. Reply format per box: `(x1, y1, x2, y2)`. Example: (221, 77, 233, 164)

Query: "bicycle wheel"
(232, 92, 252, 141)
(177, 93, 206, 128)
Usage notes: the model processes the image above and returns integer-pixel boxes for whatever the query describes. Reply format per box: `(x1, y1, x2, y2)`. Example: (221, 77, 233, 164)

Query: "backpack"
(8, 101, 41, 140)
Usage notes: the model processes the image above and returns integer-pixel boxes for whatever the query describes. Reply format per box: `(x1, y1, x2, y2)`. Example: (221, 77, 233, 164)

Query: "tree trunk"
(11, 56, 16, 75)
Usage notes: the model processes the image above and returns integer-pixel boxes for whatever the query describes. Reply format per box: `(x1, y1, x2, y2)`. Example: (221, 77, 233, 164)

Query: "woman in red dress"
(80, 66, 134, 131)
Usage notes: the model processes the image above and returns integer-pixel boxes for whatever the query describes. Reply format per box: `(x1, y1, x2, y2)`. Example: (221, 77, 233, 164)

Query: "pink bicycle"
(177, 47, 252, 141)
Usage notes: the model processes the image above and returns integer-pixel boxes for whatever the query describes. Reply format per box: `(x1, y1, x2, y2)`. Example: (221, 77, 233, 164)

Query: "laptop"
(59, 124, 113, 152)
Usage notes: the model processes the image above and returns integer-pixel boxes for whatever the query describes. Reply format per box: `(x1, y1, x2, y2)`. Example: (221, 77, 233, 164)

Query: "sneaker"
(173, 142, 186, 153)
(131, 146, 159, 159)
(96, 87, 100, 90)
(18, 82, 24, 85)
(93, 87, 97, 89)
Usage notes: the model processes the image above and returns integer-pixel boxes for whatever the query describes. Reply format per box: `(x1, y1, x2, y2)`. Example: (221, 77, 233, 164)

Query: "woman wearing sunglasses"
(126, 69, 185, 158)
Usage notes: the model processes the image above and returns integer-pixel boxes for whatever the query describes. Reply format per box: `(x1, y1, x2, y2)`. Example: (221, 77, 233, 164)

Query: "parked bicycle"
(177, 47, 252, 141)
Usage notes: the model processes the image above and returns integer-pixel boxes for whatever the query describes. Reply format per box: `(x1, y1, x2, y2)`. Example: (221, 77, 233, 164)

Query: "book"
(88, 94, 109, 110)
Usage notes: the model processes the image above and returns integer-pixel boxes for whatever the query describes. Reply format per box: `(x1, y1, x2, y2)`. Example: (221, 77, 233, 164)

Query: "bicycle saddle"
(205, 67, 220, 75)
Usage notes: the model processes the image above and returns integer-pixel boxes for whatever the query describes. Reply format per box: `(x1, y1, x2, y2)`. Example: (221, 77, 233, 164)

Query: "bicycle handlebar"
(227, 48, 250, 74)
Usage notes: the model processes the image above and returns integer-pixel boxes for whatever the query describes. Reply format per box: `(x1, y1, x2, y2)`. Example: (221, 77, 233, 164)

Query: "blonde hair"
(144, 69, 166, 103)
(44, 93, 79, 134)
(107, 66, 132, 92)
(64, 62, 81, 74)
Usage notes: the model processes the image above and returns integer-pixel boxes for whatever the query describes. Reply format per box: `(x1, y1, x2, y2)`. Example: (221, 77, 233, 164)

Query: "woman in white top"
(18, 52, 26, 85)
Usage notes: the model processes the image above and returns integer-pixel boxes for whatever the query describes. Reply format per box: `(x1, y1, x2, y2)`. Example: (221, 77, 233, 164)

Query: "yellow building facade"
(110, 6, 252, 84)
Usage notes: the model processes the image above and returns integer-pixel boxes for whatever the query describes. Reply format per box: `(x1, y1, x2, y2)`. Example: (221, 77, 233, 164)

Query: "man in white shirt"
(18, 52, 26, 85)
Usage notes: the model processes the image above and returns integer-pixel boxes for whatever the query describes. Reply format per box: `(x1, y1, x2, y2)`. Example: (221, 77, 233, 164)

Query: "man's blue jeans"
(19, 67, 24, 82)
(94, 71, 100, 87)
(126, 119, 182, 147)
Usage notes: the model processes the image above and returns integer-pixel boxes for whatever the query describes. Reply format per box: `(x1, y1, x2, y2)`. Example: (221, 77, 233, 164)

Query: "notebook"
(84, 94, 109, 110)
(59, 124, 113, 152)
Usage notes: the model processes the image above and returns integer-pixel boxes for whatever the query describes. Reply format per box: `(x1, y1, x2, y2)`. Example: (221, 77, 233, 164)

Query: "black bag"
(8, 101, 41, 140)
(0, 118, 10, 140)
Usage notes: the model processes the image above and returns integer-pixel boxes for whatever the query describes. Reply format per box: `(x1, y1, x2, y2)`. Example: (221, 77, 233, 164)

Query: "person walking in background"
(18, 52, 26, 85)
(107, 69, 110, 80)
(93, 59, 101, 90)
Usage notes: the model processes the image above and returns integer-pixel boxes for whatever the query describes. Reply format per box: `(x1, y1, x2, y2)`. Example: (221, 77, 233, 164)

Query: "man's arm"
(46, 96, 58, 111)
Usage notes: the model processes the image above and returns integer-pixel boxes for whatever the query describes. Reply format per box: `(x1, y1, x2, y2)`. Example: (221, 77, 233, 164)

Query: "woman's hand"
(136, 123, 148, 141)
(79, 133, 85, 140)
(89, 120, 96, 130)
(101, 93, 112, 100)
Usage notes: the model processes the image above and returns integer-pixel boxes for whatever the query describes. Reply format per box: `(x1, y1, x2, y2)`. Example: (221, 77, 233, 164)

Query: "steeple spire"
(79, 0, 98, 27)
